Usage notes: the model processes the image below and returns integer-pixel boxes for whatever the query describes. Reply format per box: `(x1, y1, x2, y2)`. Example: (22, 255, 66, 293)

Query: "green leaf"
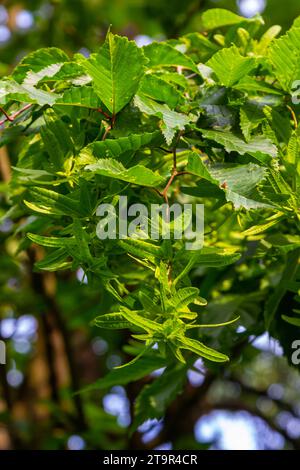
(175, 248, 241, 279)
(78, 354, 166, 392)
(256, 25, 282, 55)
(265, 249, 300, 330)
(40, 110, 74, 169)
(79, 131, 162, 164)
(240, 104, 265, 142)
(12, 47, 69, 84)
(200, 129, 277, 160)
(120, 308, 164, 333)
(82, 33, 146, 114)
(72, 218, 92, 262)
(133, 364, 186, 429)
(282, 315, 300, 327)
(171, 287, 201, 309)
(143, 42, 198, 73)
(138, 74, 182, 109)
(34, 248, 72, 271)
(119, 238, 162, 263)
(268, 26, 300, 92)
(233, 76, 283, 95)
(206, 46, 256, 87)
(186, 152, 216, 182)
(54, 85, 102, 110)
(0, 78, 58, 106)
(85, 158, 164, 187)
(25, 187, 85, 217)
(134, 94, 190, 144)
(187, 152, 270, 209)
(188, 317, 240, 329)
(93, 312, 131, 329)
(202, 8, 255, 30)
(27, 233, 76, 248)
(178, 336, 229, 362)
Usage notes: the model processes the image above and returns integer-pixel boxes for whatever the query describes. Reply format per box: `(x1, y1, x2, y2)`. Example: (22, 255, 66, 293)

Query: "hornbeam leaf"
(268, 26, 300, 92)
(138, 74, 183, 109)
(82, 33, 146, 114)
(200, 129, 277, 160)
(143, 42, 198, 73)
(186, 151, 217, 183)
(134, 94, 190, 144)
(206, 46, 256, 87)
(12, 47, 69, 84)
(187, 152, 270, 209)
(54, 85, 102, 109)
(41, 111, 74, 168)
(86, 158, 164, 187)
(79, 131, 162, 164)
(202, 8, 257, 30)
(0, 78, 58, 106)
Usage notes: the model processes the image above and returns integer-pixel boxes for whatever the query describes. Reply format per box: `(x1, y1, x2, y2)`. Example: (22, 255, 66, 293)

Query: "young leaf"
(25, 187, 85, 217)
(27, 233, 76, 248)
(93, 313, 131, 329)
(178, 336, 229, 362)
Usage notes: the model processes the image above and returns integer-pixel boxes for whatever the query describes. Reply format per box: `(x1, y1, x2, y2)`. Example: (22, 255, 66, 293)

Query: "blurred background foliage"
(1, 0, 300, 451)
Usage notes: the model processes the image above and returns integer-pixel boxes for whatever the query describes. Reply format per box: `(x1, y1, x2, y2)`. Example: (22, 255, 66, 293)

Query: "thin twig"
(97, 107, 111, 120)
(0, 106, 14, 122)
(0, 103, 33, 126)
(101, 112, 115, 140)
(287, 105, 298, 129)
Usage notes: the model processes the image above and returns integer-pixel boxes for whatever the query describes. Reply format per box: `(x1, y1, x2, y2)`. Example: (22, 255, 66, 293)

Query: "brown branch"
(0, 103, 32, 126)
(97, 107, 111, 120)
(0, 106, 14, 122)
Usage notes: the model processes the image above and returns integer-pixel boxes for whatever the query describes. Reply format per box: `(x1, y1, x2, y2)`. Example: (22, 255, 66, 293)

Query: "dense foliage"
(0, 7, 300, 449)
